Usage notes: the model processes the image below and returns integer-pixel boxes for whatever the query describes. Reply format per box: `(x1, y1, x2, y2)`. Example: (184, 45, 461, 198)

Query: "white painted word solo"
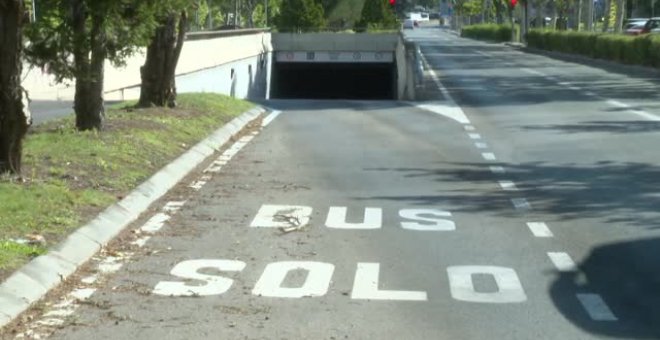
(153, 205, 527, 303)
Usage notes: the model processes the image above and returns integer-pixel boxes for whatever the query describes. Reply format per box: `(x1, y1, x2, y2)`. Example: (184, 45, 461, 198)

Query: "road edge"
(505, 43, 660, 78)
(0, 106, 266, 328)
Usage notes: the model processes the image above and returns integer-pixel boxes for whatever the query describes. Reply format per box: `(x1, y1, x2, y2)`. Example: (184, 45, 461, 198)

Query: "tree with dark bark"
(138, 10, 188, 108)
(275, 0, 326, 32)
(356, 0, 399, 31)
(0, 0, 31, 175)
(25, 1, 162, 131)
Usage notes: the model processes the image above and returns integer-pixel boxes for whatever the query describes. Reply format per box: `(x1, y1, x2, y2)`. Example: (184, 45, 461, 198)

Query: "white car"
(403, 19, 415, 30)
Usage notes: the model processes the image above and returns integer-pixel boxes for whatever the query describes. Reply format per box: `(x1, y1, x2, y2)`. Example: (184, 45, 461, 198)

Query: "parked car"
(625, 18, 649, 27)
(625, 21, 647, 35)
(641, 17, 660, 34)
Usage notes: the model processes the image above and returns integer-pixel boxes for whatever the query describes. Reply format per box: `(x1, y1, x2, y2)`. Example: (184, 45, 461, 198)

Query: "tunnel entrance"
(271, 62, 396, 100)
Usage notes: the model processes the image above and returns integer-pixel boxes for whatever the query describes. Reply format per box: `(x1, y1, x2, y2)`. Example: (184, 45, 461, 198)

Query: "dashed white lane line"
(482, 153, 497, 161)
(577, 294, 618, 321)
(464, 125, 476, 131)
(511, 198, 531, 210)
(547, 252, 577, 272)
(468, 133, 482, 140)
(475, 142, 488, 149)
(526, 222, 553, 237)
(498, 181, 518, 191)
(489, 166, 506, 174)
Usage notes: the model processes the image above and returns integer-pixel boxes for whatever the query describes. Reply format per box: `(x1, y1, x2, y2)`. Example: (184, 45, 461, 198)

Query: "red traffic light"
(389, 0, 396, 5)
(510, 0, 518, 7)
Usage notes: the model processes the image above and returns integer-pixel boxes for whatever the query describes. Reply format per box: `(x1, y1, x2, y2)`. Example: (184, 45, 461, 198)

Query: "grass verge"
(0, 93, 254, 279)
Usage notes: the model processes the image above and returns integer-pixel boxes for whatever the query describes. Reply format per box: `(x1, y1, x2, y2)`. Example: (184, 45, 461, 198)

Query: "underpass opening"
(271, 62, 396, 100)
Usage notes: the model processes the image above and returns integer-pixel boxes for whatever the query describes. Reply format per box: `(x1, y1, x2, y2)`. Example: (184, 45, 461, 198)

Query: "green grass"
(0, 241, 47, 270)
(0, 93, 254, 276)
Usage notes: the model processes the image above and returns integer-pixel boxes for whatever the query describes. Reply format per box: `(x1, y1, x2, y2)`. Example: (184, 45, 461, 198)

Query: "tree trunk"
(575, 0, 582, 31)
(71, 0, 104, 131)
(481, 0, 486, 23)
(0, 0, 30, 175)
(508, 5, 515, 41)
(494, 0, 504, 24)
(602, 0, 611, 32)
(586, 0, 594, 30)
(614, 0, 624, 33)
(534, 0, 543, 28)
(522, 0, 529, 42)
(549, 0, 558, 29)
(138, 11, 187, 108)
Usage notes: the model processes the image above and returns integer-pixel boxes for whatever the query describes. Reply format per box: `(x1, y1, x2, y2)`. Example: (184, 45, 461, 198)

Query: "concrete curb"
(0, 106, 265, 329)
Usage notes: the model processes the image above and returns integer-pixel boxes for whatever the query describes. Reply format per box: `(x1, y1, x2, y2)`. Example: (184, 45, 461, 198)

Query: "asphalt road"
(16, 27, 660, 339)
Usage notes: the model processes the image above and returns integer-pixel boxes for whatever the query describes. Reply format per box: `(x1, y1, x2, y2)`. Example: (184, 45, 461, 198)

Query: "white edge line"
(262, 110, 282, 127)
(0, 106, 265, 328)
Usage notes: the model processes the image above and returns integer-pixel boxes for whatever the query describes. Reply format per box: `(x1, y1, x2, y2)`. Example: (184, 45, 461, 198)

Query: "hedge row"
(460, 24, 515, 42)
(526, 30, 660, 68)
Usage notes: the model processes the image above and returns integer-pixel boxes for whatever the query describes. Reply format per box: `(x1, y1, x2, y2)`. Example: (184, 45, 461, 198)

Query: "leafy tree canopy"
(356, 0, 399, 31)
(274, 0, 326, 32)
(24, 0, 191, 83)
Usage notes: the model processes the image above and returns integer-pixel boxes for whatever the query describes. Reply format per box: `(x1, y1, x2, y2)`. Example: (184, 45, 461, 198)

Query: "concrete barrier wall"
(22, 29, 420, 103)
(22, 30, 273, 102)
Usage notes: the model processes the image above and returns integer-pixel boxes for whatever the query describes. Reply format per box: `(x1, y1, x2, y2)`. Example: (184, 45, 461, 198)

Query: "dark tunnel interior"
(271, 62, 396, 100)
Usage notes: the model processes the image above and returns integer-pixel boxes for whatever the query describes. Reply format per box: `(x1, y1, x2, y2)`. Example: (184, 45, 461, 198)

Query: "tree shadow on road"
(360, 161, 660, 228)
(524, 120, 660, 134)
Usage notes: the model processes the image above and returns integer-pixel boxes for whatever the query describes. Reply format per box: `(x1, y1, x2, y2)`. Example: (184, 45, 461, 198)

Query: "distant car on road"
(641, 17, 660, 34)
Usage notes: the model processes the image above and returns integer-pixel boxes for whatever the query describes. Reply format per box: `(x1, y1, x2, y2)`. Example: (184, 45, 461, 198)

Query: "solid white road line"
(262, 110, 282, 127)
(547, 252, 577, 272)
(526, 222, 553, 237)
(418, 53, 472, 125)
(577, 294, 618, 321)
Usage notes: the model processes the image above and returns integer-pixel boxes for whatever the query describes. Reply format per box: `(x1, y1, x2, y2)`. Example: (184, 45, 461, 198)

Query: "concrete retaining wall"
(22, 29, 273, 102)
